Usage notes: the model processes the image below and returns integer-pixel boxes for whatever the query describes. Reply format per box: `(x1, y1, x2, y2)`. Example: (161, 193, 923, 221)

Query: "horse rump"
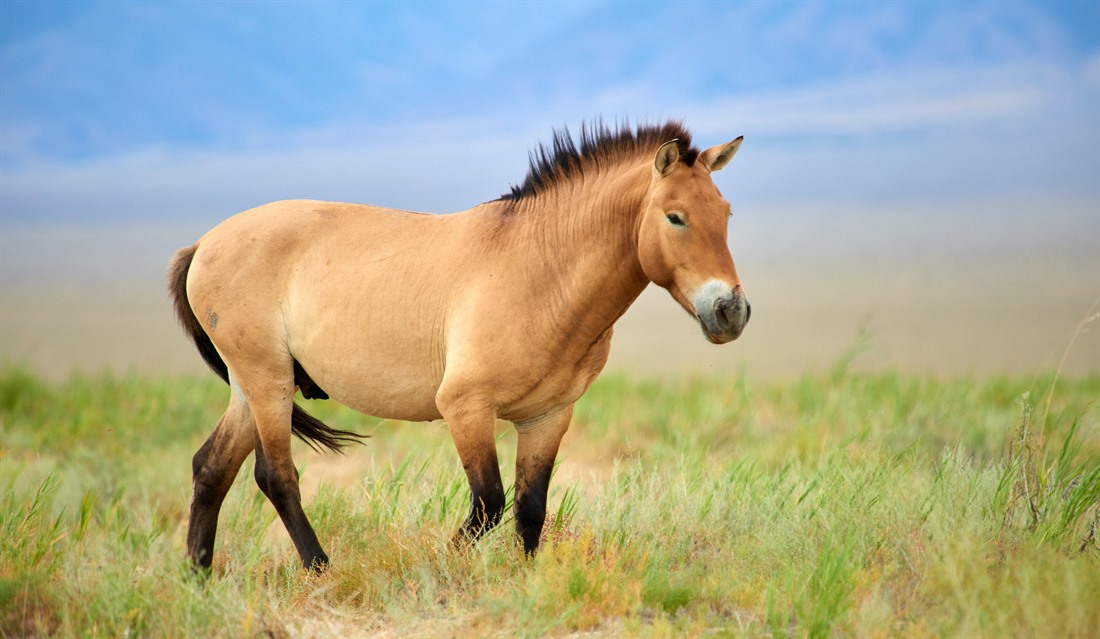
(168, 244, 367, 453)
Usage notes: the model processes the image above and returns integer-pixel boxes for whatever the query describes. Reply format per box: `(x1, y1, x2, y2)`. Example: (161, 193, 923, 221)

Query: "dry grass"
(1, 367, 1098, 637)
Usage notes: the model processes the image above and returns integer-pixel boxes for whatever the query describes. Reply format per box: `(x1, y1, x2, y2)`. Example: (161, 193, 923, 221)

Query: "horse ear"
(653, 139, 680, 178)
(699, 136, 744, 173)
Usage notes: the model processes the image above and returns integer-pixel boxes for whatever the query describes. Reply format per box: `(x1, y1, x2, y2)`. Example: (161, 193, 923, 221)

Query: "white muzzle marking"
(689, 279, 750, 344)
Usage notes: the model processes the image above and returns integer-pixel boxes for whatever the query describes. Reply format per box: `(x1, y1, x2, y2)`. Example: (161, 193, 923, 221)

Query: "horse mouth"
(700, 321, 743, 344)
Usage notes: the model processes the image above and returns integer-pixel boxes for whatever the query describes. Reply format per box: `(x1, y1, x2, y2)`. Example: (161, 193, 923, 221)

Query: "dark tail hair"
(168, 244, 367, 453)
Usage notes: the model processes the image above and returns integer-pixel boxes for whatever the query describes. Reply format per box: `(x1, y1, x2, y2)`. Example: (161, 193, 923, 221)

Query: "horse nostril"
(713, 297, 732, 330)
(745, 300, 751, 324)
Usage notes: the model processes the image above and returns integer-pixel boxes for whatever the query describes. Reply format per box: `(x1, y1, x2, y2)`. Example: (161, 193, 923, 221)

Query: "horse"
(168, 120, 750, 572)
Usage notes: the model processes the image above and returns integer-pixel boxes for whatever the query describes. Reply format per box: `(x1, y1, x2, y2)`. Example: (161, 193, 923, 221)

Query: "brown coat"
(170, 121, 749, 571)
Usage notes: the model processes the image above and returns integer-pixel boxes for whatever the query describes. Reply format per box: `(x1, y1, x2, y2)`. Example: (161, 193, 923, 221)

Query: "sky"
(0, 1, 1098, 379)
(1, 0, 1098, 227)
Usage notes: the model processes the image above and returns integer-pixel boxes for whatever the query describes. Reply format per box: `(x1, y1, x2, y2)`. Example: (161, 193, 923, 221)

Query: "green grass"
(1, 367, 1097, 637)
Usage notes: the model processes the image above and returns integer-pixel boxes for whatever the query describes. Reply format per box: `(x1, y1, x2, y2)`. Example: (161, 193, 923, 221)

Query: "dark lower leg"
(254, 436, 328, 571)
(438, 393, 506, 546)
(187, 416, 253, 571)
(514, 459, 555, 555)
(513, 407, 571, 555)
(456, 468, 506, 543)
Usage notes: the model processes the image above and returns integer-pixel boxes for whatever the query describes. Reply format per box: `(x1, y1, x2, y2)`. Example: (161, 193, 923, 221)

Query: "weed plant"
(1, 366, 1097, 637)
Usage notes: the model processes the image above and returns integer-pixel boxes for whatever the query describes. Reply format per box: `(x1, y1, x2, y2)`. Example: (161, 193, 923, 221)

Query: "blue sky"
(1, 1, 1098, 225)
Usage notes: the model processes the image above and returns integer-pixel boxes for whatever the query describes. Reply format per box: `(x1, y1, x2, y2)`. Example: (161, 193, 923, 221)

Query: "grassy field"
(1, 364, 1098, 638)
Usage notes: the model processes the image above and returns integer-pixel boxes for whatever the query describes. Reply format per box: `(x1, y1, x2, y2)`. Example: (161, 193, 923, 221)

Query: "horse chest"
(498, 327, 613, 422)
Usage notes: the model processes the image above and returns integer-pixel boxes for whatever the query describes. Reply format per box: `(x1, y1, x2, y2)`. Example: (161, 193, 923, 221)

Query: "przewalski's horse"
(169, 121, 749, 572)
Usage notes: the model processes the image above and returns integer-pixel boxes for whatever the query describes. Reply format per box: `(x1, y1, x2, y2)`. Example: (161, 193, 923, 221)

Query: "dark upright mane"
(499, 120, 699, 201)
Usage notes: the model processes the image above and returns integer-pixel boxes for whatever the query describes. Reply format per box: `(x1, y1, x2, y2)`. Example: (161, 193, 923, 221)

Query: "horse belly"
(282, 221, 458, 422)
(286, 293, 447, 422)
(328, 376, 443, 422)
(294, 327, 445, 422)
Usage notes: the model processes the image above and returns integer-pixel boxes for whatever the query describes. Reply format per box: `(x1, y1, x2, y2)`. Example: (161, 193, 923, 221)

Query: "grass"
(1, 366, 1097, 637)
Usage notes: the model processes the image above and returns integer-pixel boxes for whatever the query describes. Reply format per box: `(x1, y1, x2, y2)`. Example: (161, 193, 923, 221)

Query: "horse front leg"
(513, 406, 572, 555)
(437, 387, 505, 545)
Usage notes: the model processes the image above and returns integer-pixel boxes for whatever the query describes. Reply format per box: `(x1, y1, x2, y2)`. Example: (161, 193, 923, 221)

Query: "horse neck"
(506, 161, 652, 336)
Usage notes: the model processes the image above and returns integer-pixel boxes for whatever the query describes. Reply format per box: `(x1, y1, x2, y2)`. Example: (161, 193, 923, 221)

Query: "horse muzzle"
(693, 284, 750, 344)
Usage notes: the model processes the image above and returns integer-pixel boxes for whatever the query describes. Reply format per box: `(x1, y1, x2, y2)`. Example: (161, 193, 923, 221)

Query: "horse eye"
(666, 212, 685, 227)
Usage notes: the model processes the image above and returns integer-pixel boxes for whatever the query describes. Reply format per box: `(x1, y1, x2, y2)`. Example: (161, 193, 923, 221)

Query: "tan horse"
(169, 121, 749, 572)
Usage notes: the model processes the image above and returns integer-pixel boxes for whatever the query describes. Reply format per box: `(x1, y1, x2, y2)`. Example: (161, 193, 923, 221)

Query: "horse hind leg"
(247, 382, 330, 571)
(187, 395, 256, 572)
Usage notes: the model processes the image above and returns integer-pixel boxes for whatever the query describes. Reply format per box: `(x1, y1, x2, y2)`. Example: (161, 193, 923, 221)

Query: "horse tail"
(168, 244, 367, 453)
(286, 406, 369, 454)
(168, 244, 228, 384)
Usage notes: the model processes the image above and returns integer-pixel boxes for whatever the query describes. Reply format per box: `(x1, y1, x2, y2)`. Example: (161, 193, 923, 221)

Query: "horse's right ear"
(699, 136, 744, 173)
(653, 140, 680, 178)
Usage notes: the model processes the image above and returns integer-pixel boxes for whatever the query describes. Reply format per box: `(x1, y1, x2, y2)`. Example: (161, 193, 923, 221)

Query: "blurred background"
(1, 1, 1097, 380)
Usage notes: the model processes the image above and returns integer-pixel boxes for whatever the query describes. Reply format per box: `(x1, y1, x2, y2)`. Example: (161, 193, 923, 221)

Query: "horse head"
(637, 136, 750, 344)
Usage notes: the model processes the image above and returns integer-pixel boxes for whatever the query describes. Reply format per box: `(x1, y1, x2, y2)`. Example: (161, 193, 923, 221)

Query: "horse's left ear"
(699, 136, 744, 173)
